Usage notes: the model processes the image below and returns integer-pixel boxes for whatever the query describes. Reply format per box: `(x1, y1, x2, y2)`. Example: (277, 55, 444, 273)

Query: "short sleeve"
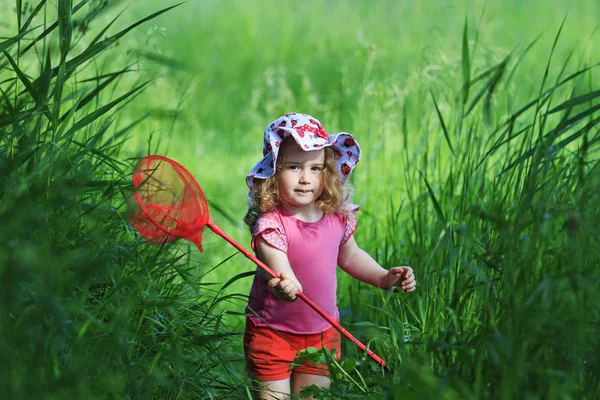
(340, 204, 360, 246)
(252, 215, 288, 253)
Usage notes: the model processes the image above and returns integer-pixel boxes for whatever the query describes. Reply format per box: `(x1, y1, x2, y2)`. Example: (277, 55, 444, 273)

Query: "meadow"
(1, 0, 599, 398)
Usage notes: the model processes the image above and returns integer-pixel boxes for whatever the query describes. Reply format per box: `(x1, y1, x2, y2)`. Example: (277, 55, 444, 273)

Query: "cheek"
(316, 175, 325, 193)
(277, 173, 295, 193)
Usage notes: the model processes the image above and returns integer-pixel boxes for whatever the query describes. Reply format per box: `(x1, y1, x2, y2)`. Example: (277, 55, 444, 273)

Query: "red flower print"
(275, 141, 280, 147)
(341, 163, 351, 176)
(263, 143, 272, 156)
(304, 144, 309, 149)
(291, 119, 298, 127)
(277, 129, 285, 139)
(279, 120, 287, 127)
(270, 123, 275, 129)
(343, 138, 356, 147)
(296, 125, 307, 138)
(309, 118, 318, 125)
(333, 149, 342, 160)
(316, 127, 328, 140)
(299, 124, 317, 134)
(347, 151, 352, 156)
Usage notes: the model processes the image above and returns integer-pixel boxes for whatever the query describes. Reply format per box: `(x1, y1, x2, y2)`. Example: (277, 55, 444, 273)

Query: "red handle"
(206, 220, 387, 368)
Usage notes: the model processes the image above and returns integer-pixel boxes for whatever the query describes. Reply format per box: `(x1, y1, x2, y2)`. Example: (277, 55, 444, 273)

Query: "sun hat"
(246, 112, 361, 188)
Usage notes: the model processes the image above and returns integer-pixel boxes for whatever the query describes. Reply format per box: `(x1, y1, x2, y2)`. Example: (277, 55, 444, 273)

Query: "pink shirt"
(246, 206, 357, 334)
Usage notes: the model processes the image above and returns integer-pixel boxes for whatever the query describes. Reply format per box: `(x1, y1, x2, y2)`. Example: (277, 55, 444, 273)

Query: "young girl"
(243, 112, 416, 400)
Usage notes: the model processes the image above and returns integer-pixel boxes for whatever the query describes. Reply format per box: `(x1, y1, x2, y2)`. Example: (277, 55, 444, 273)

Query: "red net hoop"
(129, 155, 209, 251)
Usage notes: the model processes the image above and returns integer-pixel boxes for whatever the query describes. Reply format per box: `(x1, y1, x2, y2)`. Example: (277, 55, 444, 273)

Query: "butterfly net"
(129, 155, 209, 251)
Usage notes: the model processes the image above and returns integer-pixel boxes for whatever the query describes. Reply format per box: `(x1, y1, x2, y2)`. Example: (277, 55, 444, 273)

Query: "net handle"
(205, 220, 387, 368)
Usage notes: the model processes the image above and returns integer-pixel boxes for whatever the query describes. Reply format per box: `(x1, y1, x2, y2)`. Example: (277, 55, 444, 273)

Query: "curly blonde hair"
(244, 139, 353, 231)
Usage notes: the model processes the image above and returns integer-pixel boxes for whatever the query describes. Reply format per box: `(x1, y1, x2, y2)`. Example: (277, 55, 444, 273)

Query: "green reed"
(1, 1, 247, 398)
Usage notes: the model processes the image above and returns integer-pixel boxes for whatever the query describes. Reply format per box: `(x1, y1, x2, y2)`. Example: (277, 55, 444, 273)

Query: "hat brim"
(246, 129, 360, 188)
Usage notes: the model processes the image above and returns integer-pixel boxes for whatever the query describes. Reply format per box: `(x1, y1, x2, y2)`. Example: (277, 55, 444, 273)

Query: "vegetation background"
(1, 0, 599, 398)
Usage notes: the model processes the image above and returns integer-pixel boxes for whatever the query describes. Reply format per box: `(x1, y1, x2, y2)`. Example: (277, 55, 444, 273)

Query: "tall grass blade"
(59, 65, 132, 123)
(62, 3, 183, 78)
(0, 28, 37, 53)
(547, 89, 600, 113)
(430, 89, 454, 155)
(461, 16, 471, 106)
(88, 7, 126, 48)
(60, 80, 151, 140)
(20, 0, 89, 55)
(465, 56, 509, 117)
(416, 167, 447, 229)
(3, 51, 53, 122)
(58, 0, 73, 58)
(19, 0, 47, 32)
(501, 115, 600, 174)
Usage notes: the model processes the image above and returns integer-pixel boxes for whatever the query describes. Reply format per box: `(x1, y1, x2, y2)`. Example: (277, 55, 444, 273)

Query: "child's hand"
(381, 266, 417, 292)
(268, 272, 303, 301)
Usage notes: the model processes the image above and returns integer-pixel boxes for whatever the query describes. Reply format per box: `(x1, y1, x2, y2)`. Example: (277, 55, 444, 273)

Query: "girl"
(243, 113, 416, 400)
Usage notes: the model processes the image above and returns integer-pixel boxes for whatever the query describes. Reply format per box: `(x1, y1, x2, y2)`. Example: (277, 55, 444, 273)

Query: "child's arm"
(255, 236, 304, 300)
(337, 236, 416, 292)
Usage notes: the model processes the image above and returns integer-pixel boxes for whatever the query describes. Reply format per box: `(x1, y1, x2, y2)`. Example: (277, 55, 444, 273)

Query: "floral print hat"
(246, 112, 361, 188)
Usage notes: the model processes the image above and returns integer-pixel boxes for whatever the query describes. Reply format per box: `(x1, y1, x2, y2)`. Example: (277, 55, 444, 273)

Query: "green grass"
(2, 0, 600, 398)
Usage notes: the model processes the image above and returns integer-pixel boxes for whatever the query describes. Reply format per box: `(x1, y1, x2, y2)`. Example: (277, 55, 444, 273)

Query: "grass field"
(1, 0, 599, 398)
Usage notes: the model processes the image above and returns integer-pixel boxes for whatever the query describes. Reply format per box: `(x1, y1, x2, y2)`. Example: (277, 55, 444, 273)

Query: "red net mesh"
(129, 155, 209, 251)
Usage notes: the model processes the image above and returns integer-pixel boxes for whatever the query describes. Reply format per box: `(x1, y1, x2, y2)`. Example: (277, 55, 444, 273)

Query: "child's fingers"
(387, 266, 417, 292)
(280, 272, 291, 281)
(402, 279, 417, 292)
(388, 266, 406, 275)
(268, 277, 281, 288)
(402, 275, 415, 285)
(278, 280, 298, 300)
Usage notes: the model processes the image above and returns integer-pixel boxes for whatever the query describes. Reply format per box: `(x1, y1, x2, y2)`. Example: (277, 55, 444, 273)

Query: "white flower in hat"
(246, 113, 361, 188)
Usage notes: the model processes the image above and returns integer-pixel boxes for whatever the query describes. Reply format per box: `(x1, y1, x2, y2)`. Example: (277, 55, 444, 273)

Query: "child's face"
(277, 140, 325, 212)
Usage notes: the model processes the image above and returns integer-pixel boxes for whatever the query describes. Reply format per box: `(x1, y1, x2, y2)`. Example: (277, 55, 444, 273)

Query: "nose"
(299, 170, 310, 184)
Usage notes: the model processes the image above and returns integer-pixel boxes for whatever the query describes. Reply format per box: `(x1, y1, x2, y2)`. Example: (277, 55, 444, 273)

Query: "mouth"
(295, 190, 312, 194)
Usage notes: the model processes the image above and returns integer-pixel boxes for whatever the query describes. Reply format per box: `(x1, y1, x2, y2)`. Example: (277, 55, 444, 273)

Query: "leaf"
(58, 0, 73, 58)
(0, 85, 15, 114)
(59, 65, 132, 123)
(500, 115, 600, 174)
(20, 0, 47, 33)
(465, 56, 509, 117)
(88, 6, 126, 47)
(0, 27, 37, 54)
(63, 3, 183, 78)
(219, 271, 255, 292)
(547, 89, 600, 114)
(416, 168, 450, 239)
(430, 89, 454, 156)
(78, 68, 135, 83)
(60, 80, 151, 139)
(20, 0, 89, 55)
(3, 51, 53, 123)
(461, 16, 470, 105)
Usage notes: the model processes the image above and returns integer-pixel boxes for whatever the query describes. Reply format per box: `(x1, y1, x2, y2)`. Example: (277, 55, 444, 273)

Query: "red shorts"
(244, 318, 341, 381)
